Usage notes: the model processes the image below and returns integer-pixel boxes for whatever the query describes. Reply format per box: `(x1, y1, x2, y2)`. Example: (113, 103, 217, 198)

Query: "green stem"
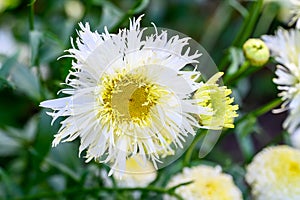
(236, 98, 282, 125)
(16, 185, 184, 200)
(218, 53, 230, 71)
(223, 98, 282, 138)
(28, 0, 36, 31)
(28, 148, 81, 182)
(223, 60, 250, 85)
(110, 0, 145, 32)
(232, 0, 263, 47)
(218, 0, 263, 70)
(183, 129, 207, 167)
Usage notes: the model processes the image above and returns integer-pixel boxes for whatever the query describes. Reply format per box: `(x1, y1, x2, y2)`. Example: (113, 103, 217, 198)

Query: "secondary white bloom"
(289, 0, 300, 29)
(263, 28, 300, 133)
(64, 0, 84, 20)
(113, 155, 156, 187)
(291, 128, 300, 149)
(40, 15, 216, 175)
(246, 145, 300, 200)
(165, 165, 242, 200)
(262, 28, 300, 66)
(264, 0, 300, 29)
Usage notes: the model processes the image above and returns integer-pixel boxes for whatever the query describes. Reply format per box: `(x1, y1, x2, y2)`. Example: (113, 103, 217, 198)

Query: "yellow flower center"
(110, 84, 152, 120)
(269, 148, 300, 186)
(192, 178, 237, 200)
(289, 161, 300, 175)
(99, 71, 162, 126)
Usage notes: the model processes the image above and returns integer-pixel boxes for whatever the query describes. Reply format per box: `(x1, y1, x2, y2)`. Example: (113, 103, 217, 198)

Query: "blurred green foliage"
(0, 0, 290, 199)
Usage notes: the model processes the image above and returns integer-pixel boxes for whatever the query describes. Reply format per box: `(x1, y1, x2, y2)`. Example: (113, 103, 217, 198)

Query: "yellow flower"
(246, 145, 300, 200)
(165, 165, 243, 200)
(194, 72, 239, 130)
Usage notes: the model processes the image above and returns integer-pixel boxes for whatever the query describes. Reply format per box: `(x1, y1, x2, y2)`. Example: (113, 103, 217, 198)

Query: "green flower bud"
(243, 38, 270, 67)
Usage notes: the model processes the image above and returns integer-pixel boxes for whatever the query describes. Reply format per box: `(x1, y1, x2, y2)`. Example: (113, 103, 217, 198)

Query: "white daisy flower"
(263, 28, 300, 133)
(246, 145, 300, 200)
(262, 28, 300, 66)
(165, 165, 243, 200)
(291, 128, 300, 149)
(40, 15, 216, 175)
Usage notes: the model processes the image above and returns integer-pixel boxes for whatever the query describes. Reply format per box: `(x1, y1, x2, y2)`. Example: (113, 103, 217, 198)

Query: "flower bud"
(243, 38, 270, 66)
(193, 72, 239, 130)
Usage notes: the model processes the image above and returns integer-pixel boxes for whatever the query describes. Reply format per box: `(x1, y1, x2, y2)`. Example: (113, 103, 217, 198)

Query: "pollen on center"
(111, 83, 152, 120)
(101, 72, 161, 124)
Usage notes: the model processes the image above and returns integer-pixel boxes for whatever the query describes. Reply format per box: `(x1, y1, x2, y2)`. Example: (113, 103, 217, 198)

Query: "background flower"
(291, 128, 300, 149)
(263, 28, 300, 133)
(0, 0, 297, 199)
(165, 165, 242, 200)
(113, 155, 157, 187)
(246, 145, 300, 200)
(262, 28, 300, 66)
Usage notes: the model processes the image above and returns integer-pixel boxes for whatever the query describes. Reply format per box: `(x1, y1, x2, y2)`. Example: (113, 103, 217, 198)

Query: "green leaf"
(107, 0, 149, 32)
(0, 115, 37, 156)
(253, 1, 280, 37)
(0, 54, 18, 78)
(0, 129, 21, 156)
(39, 27, 73, 64)
(228, 0, 248, 18)
(29, 147, 81, 182)
(235, 116, 257, 162)
(29, 30, 43, 67)
(10, 63, 41, 101)
(131, 0, 150, 14)
(224, 164, 249, 197)
(5, 115, 38, 142)
(0, 54, 18, 89)
(98, 1, 123, 31)
(31, 110, 57, 168)
(232, 0, 263, 47)
(0, 167, 22, 199)
(200, 0, 235, 52)
(0, 77, 13, 89)
(227, 47, 245, 75)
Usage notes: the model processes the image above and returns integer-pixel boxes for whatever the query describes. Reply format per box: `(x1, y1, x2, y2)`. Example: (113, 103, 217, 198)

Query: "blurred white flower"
(0, 27, 18, 56)
(264, 0, 300, 28)
(246, 145, 300, 200)
(64, 0, 84, 21)
(263, 28, 300, 133)
(0, 27, 30, 65)
(40, 15, 218, 175)
(291, 128, 300, 149)
(289, 0, 300, 29)
(113, 155, 156, 187)
(165, 165, 242, 200)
